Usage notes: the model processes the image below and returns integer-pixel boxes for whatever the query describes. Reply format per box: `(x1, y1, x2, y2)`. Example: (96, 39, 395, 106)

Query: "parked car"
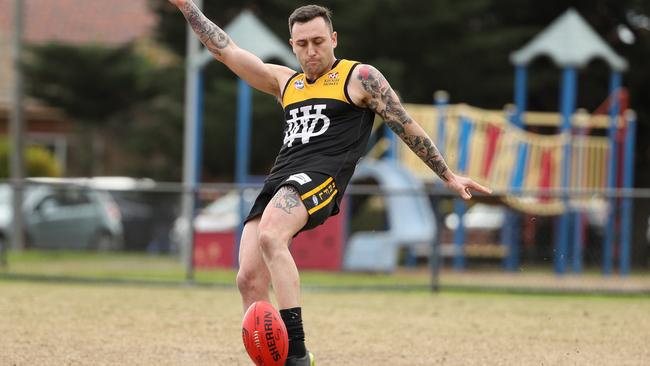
(0, 182, 124, 251)
(83, 177, 178, 252)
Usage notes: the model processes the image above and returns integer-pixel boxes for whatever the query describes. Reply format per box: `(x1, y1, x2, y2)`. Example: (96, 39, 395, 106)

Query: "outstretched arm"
(168, 0, 294, 98)
(350, 64, 491, 200)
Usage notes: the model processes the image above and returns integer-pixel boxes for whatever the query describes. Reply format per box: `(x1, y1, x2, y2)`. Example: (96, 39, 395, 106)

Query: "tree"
(22, 43, 158, 176)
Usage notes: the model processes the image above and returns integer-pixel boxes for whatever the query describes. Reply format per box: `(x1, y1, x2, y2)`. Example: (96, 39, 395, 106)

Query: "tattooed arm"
(349, 64, 491, 200)
(169, 0, 294, 98)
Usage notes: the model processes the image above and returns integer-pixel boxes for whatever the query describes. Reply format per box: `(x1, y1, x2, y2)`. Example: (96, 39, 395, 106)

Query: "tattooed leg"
(271, 186, 302, 215)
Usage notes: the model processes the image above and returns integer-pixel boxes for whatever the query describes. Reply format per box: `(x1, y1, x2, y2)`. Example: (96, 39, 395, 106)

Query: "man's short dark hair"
(288, 5, 333, 35)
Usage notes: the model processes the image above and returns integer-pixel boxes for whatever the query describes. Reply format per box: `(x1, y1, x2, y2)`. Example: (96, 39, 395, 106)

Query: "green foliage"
(22, 43, 156, 124)
(25, 146, 62, 177)
(105, 63, 186, 181)
(0, 139, 61, 178)
(21, 42, 182, 178)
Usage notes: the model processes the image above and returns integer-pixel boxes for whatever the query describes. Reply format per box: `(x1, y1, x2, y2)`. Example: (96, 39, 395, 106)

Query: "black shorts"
(244, 172, 340, 232)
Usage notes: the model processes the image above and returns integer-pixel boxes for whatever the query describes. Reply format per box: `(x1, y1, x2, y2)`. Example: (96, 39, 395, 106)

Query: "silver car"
(0, 183, 123, 250)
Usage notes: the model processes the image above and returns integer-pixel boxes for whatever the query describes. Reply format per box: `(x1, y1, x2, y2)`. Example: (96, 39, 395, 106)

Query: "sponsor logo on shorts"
(286, 173, 312, 185)
(318, 181, 336, 201)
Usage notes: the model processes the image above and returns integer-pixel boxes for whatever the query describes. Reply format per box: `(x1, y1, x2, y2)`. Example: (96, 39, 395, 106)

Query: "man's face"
(290, 17, 337, 77)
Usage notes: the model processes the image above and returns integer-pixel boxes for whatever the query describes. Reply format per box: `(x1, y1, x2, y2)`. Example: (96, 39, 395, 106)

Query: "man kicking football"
(168, 2, 492, 365)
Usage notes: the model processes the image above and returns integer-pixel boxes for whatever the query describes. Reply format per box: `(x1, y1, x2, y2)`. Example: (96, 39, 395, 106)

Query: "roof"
(510, 8, 628, 72)
(0, 0, 156, 45)
(0, 0, 157, 104)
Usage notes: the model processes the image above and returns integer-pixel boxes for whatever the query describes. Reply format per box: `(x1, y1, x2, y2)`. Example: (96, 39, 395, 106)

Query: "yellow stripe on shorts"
(308, 190, 338, 215)
(300, 177, 334, 200)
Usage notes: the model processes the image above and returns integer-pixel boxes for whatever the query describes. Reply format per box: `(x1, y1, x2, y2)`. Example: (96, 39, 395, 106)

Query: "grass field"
(3, 250, 650, 294)
(1, 280, 649, 365)
(1, 251, 649, 365)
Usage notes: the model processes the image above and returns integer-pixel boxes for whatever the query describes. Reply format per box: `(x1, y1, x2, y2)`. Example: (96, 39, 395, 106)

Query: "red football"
(242, 301, 289, 366)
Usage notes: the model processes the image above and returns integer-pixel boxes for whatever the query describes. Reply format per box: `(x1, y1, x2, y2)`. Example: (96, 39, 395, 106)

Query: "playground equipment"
(343, 159, 436, 272)
(397, 9, 637, 275)
(186, 9, 637, 276)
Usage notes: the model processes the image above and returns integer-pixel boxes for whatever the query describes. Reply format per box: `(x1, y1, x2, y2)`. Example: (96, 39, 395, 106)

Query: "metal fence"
(1, 179, 649, 294)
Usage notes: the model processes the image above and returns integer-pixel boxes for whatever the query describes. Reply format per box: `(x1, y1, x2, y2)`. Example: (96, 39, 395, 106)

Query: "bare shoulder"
(350, 63, 382, 81)
(266, 64, 299, 94)
(348, 63, 391, 109)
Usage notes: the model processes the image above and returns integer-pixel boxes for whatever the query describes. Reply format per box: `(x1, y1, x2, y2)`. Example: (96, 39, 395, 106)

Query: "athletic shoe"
(284, 351, 314, 366)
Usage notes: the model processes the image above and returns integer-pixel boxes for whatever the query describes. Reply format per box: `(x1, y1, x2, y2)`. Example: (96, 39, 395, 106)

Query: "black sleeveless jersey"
(268, 59, 375, 192)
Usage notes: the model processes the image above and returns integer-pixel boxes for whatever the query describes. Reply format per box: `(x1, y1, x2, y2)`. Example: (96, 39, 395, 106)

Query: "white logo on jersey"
(294, 79, 304, 89)
(286, 173, 312, 185)
(284, 104, 330, 147)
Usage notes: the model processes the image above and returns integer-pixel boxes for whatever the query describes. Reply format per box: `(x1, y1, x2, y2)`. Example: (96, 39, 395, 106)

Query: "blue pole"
(457, 117, 474, 172)
(620, 111, 636, 275)
(453, 199, 467, 270)
(235, 79, 252, 184)
(555, 67, 577, 275)
(513, 65, 528, 128)
(452, 116, 473, 270)
(604, 72, 622, 275)
(572, 111, 589, 274)
(511, 143, 529, 193)
(509, 65, 528, 271)
(504, 142, 527, 271)
(432, 91, 448, 278)
(235, 79, 253, 267)
(554, 213, 572, 274)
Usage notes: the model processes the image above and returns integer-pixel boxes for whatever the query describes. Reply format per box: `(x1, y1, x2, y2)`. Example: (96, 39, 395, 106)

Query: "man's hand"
(445, 173, 492, 200)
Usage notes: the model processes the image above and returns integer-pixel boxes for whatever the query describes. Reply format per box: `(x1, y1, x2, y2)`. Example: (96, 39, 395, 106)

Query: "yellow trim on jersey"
(300, 177, 334, 200)
(308, 190, 338, 215)
(282, 59, 358, 108)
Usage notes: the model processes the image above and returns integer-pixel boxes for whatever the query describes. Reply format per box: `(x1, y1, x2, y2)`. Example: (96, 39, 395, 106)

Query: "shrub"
(0, 139, 62, 178)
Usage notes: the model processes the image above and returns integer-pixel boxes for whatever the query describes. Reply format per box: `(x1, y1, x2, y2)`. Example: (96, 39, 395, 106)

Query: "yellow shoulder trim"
(282, 59, 359, 108)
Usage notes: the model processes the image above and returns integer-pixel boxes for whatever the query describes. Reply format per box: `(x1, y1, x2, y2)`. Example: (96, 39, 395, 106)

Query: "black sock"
(280, 307, 306, 358)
